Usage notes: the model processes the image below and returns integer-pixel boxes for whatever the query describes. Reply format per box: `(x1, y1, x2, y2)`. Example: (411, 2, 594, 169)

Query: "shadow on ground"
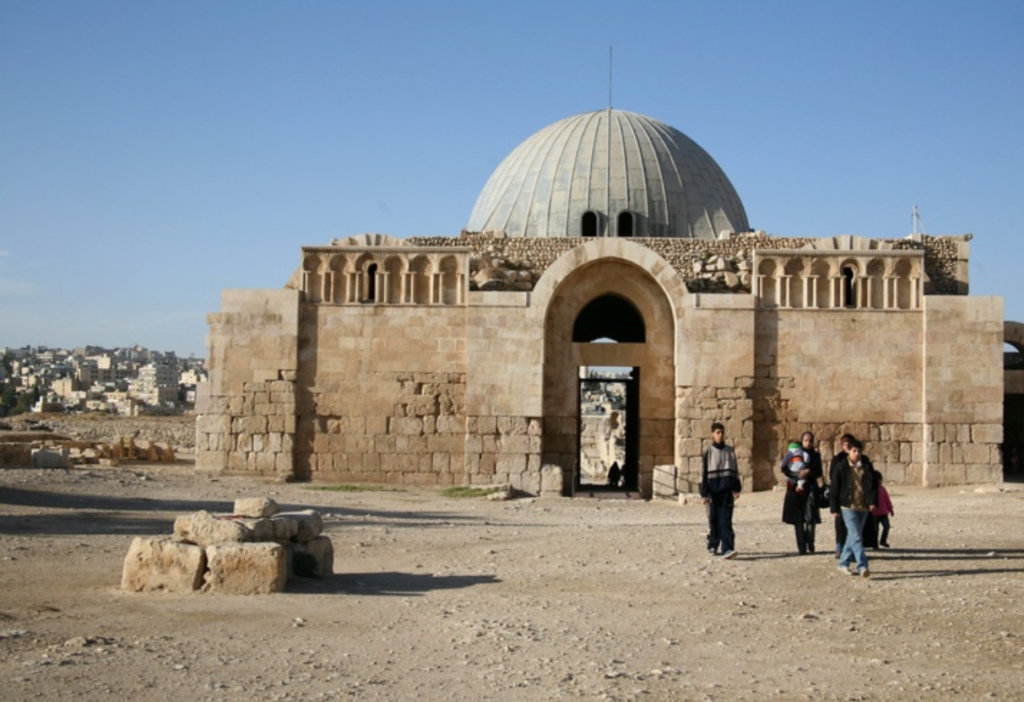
(0, 486, 488, 536)
(288, 571, 501, 596)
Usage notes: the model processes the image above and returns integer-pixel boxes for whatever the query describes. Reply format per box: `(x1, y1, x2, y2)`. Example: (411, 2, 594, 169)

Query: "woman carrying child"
(781, 431, 823, 554)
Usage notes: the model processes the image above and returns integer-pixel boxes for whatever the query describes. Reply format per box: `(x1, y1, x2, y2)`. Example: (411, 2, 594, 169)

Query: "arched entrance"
(538, 251, 678, 498)
(573, 294, 645, 495)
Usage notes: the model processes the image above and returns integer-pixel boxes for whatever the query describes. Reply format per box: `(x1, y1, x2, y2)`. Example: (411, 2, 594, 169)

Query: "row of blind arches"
(301, 254, 466, 305)
(756, 256, 923, 310)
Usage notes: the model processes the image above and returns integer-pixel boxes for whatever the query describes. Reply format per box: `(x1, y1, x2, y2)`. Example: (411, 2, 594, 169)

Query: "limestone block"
(652, 464, 677, 498)
(31, 447, 70, 469)
(287, 536, 335, 578)
(234, 497, 280, 518)
(203, 542, 287, 595)
(121, 537, 205, 593)
(152, 442, 175, 464)
(134, 440, 158, 461)
(275, 510, 323, 543)
(238, 518, 276, 542)
(972, 424, 1003, 444)
(390, 417, 423, 435)
(539, 464, 563, 498)
(174, 510, 251, 547)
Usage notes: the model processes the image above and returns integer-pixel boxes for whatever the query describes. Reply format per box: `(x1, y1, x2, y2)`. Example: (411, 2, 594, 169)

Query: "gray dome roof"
(467, 109, 749, 239)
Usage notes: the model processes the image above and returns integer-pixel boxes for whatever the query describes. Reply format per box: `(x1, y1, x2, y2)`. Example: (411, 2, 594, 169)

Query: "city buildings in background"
(0, 345, 206, 416)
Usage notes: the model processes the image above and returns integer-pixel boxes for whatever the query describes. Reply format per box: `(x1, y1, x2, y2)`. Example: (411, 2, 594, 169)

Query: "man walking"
(700, 422, 742, 559)
(829, 438, 878, 577)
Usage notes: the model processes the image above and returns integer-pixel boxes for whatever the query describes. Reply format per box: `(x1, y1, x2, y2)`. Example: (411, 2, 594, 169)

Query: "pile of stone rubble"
(121, 497, 333, 595)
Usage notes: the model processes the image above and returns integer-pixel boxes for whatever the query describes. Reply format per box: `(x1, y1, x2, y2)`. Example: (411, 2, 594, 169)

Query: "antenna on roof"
(912, 205, 928, 235)
(608, 46, 613, 110)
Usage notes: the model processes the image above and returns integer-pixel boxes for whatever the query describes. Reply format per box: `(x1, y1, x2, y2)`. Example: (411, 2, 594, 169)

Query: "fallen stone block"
(174, 510, 251, 547)
(287, 535, 334, 578)
(31, 447, 70, 469)
(275, 510, 322, 543)
(203, 542, 287, 595)
(135, 440, 158, 462)
(121, 537, 206, 593)
(154, 442, 175, 462)
(238, 516, 300, 543)
(234, 497, 280, 518)
(236, 517, 298, 543)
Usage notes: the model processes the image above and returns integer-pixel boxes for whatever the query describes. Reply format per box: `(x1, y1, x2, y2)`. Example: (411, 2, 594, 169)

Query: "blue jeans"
(839, 508, 870, 572)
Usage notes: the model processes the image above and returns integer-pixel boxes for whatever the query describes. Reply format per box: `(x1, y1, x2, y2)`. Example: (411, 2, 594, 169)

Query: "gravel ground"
(1, 461, 1023, 701)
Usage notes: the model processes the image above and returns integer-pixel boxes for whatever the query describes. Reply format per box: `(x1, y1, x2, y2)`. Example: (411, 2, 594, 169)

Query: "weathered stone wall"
(196, 288, 299, 478)
(752, 308, 926, 487)
(293, 304, 467, 485)
(921, 296, 1004, 485)
(200, 235, 997, 493)
(674, 294, 757, 492)
(463, 291, 546, 493)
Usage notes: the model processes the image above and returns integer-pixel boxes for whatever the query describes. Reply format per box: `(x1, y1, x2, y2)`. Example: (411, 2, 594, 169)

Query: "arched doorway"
(540, 257, 677, 498)
(573, 294, 645, 495)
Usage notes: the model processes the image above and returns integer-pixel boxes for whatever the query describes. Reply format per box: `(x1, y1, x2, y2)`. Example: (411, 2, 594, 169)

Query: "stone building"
(198, 109, 1015, 496)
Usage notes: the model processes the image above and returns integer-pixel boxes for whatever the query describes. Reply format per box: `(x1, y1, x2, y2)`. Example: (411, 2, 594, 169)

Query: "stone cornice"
(753, 249, 924, 258)
(301, 246, 472, 255)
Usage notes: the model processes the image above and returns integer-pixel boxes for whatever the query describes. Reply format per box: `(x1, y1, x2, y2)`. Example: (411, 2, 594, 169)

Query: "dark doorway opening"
(575, 366, 640, 498)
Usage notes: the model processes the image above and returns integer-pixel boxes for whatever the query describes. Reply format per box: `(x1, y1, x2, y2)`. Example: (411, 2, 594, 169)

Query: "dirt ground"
(1, 461, 1023, 701)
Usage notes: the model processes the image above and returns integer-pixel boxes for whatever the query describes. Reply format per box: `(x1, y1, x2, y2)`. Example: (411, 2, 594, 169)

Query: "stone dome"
(466, 109, 749, 239)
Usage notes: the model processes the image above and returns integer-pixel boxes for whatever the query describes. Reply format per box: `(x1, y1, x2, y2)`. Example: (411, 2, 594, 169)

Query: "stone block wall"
(675, 294, 756, 491)
(200, 236, 999, 493)
(464, 293, 546, 493)
(922, 296, 1004, 485)
(196, 289, 299, 478)
(293, 304, 467, 485)
(752, 308, 925, 488)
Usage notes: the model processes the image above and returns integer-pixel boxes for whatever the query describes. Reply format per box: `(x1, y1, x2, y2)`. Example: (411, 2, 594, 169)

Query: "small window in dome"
(581, 211, 599, 237)
(617, 211, 635, 237)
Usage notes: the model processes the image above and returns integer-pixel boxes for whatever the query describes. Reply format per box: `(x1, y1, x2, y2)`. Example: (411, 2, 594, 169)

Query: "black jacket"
(829, 454, 878, 514)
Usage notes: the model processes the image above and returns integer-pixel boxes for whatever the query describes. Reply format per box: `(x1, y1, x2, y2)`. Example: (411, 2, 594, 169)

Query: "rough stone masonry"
(121, 497, 333, 595)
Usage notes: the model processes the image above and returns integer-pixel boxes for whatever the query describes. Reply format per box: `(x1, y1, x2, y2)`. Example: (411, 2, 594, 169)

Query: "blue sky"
(2, 0, 1022, 357)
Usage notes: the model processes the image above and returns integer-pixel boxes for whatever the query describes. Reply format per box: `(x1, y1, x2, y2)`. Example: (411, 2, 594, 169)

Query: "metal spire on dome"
(608, 46, 613, 110)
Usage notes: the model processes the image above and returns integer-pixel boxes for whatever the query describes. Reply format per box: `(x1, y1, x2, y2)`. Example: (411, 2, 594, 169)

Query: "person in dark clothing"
(830, 438, 878, 578)
(782, 431, 823, 554)
(828, 433, 855, 557)
(607, 461, 621, 488)
(700, 422, 742, 559)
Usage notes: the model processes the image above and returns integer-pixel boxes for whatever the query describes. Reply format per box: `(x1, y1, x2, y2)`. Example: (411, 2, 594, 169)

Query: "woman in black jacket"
(781, 431, 823, 554)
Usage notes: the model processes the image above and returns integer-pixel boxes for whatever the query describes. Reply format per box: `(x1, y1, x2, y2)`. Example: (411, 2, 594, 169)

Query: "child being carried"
(782, 441, 809, 494)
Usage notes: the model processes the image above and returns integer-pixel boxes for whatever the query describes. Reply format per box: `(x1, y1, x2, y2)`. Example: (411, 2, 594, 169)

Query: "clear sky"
(2, 0, 1022, 358)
